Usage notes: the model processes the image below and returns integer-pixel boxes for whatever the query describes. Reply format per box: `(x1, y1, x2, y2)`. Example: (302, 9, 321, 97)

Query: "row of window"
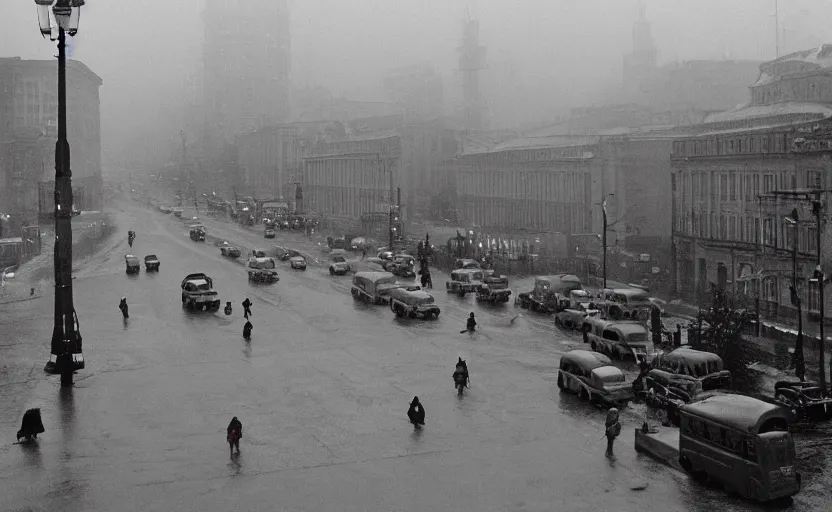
(676, 169, 822, 207)
(681, 416, 757, 462)
(461, 198, 588, 233)
(306, 185, 388, 218)
(673, 133, 788, 158)
(739, 276, 822, 311)
(676, 211, 818, 252)
(305, 159, 391, 189)
(457, 170, 588, 203)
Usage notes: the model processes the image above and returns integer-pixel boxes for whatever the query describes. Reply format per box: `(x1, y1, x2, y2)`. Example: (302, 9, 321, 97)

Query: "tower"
(459, 18, 487, 131)
(622, 3, 657, 95)
(201, 0, 291, 151)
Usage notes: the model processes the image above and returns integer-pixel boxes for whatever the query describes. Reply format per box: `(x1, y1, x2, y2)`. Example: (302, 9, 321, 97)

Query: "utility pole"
(602, 199, 608, 289)
(786, 208, 805, 380)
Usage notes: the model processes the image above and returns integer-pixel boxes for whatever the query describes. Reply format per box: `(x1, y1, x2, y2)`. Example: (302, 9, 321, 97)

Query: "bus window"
(602, 329, 619, 341)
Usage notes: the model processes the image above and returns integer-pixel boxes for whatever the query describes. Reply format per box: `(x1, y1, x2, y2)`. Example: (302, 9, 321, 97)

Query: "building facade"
(202, 0, 291, 148)
(303, 134, 401, 222)
(237, 125, 303, 201)
(0, 58, 102, 232)
(672, 44, 832, 324)
(453, 136, 595, 237)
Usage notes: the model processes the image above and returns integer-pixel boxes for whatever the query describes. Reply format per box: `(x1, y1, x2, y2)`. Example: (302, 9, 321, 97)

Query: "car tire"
(329, 268, 334, 275)
(580, 388, 590, 401)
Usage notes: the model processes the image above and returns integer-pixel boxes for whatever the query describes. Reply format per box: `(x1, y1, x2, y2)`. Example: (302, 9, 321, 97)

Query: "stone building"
(0, 57, 102, 232)
(302, 133, 401, 226)
(671, 44, 832, 325)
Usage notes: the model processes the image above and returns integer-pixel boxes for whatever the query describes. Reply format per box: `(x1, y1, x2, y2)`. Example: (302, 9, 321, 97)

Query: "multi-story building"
(201, 0, 291, 149)
(0, 57, 102, 232)
(672, 44, 832, 324)
(303, 133, 401, 227)
(237, 125, 303, 202)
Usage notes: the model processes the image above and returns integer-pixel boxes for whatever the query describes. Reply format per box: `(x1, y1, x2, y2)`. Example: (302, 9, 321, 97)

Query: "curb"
(633, 427, 682, 472)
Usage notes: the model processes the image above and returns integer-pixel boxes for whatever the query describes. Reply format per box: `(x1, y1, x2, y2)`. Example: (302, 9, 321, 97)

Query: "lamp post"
(599, 193, 614, 289)
(785, 208, 805, 381)
(35, 0, 85, 387)
(812, 200, 827, 391)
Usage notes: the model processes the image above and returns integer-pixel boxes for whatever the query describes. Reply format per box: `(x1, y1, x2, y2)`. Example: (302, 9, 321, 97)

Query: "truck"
(181, 273, 221, 311)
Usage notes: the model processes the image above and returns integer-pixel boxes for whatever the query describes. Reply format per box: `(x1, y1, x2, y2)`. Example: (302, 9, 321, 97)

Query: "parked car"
(515, 274, 582, 313)
(389, 254, 416, 278)
(643, 368, 701, 426)
(172, 207, 184, 218)
(180, 273, 221, 311)
(446, 268, 484, 297)
(650, 347, 731, 391)
(557, 349, 633, 407)
(144, 254, 160, 272)
(125, 254, 140, 274)
(220, 245, 242, 258)
(585, 317, 654, 361)
(454, 258, 481, 270)
(774, 380, 832, 422)
(289, 255, 307, 270)
(158, 205, 172, 214)
(189, 224, 206, 242)
(264, 227, 276, 239)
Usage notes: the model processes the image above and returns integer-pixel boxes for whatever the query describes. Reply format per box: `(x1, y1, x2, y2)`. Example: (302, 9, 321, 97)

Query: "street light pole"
(35, 0, 86, 387)
(813, 200, 827, 391)
(786, 209, 805, 381)
(602, 203, 607, 289)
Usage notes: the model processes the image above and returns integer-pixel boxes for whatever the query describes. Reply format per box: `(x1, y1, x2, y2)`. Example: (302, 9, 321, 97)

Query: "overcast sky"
(2, 0, 831, 166)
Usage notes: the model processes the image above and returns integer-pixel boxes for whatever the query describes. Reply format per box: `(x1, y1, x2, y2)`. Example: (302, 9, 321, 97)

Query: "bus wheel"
(579, 388, 590, 401)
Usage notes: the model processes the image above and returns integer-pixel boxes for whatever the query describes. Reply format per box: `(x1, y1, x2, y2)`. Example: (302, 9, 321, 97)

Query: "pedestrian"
(605, 408, 621, 458)
(227, 416, 242, 457)
(407, 397, 425, 429)
(119, 297, 129, 319)
(17, 408, 45, 443)
(460, 312, 476, 334)
(242, 298, 252, 319)
(673, 324, 682, 347)
(362, 247, 366, 259)
(243, 320, 253, 340)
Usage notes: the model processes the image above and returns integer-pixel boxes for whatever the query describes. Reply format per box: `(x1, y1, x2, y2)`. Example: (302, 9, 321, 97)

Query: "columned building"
(672, 44, 832, 325)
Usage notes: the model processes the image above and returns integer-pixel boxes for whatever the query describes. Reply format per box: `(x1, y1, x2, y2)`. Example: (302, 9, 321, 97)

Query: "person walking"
(242, 298, 252, 319)
(227, 416, 242, 457)
(407, 397, 425, 429)
(605, 408, 621, 458)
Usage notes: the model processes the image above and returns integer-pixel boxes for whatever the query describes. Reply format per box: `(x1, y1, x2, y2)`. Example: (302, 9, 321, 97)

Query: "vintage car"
(220, 245, 242, 258)
(264, 227, 276, 239)
(377, 250, 394, 263)
(389, 287, 440, 319)
(172, 207, 184, 218)
(158, 205, 172, 214)
(774, 381, 832, 422)
(475, 274, 511, 303)
(289, 255, 307, 270)
(180, 273, 221, 311)
(515, 274, 582, 313)
(600, 287, 655, 321)
(365, 256, 386, 271)
(351, 271, 399, 305)
(643, 368, 703, 426)
(248, 267, 279, 283)
(144, 254, 160, 272)
(585, 318, 653, 360)
(389, 254, 416, 278)
(555, 307, 600, 330)
(650, 347, 731, 391)
(350, 237, 367, 251)
(125, 254, 141, 274)
(248, 256, 276, 270)
(446, 268, 484, 297)
(454, 258, 481, 270)
(328, 249, 351, 275)
(189, 224, 206, 242)
(557, 349, 633, 407)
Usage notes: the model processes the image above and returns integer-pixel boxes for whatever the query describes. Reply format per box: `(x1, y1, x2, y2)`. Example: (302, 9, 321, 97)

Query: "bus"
(678, 393, 800, 502)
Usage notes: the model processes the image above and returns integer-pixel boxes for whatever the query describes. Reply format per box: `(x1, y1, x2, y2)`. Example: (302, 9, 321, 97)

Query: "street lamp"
(599, 193, 614, 289)
(785, 209, 805, 381)
(35, 0, 86, 387)
(812, 200, 827, 391)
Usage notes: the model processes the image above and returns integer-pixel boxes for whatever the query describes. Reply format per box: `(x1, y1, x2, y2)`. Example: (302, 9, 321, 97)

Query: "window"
(720, 174, 728, 201)
(763, 174, 774, 193)
(720, 215, 728, 239)
(763, 217, 775, 245)
(755, 217, 761, 243)
(808, 170, 822, 189)
(745, 175, 751, 201)
(809, 225, 818, 253)
(730, 140, 735, 153)
(762, 136, 770, 152)
(785, 221, 795, 249)
(729, 216, 737, 240)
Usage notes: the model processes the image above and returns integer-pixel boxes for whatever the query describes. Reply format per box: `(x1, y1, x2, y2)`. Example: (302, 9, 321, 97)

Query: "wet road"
(0, 201, 822, 512)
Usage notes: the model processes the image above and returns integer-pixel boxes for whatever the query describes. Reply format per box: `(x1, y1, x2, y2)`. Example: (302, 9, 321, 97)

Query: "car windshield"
(333, 256, 346, 263)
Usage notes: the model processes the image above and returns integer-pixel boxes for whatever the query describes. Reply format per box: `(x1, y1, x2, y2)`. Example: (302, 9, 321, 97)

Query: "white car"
(290, 256, 307, 270)
(329, 255, 350, 275)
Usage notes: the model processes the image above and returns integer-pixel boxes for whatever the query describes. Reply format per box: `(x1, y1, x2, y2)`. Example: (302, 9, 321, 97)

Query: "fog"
(2, 0, 832, 170)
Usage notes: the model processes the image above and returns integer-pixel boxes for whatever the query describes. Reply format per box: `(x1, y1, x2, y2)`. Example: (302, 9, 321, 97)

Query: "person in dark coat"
(466, 312, 476, 332)
(242, 298, 252, 319)
(227, 416, 242, 457)
(119, 297, 129, 319)
(17, 408, 45, 443)
(407, 397, 425, 429)
(243, 321, 253, 340)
